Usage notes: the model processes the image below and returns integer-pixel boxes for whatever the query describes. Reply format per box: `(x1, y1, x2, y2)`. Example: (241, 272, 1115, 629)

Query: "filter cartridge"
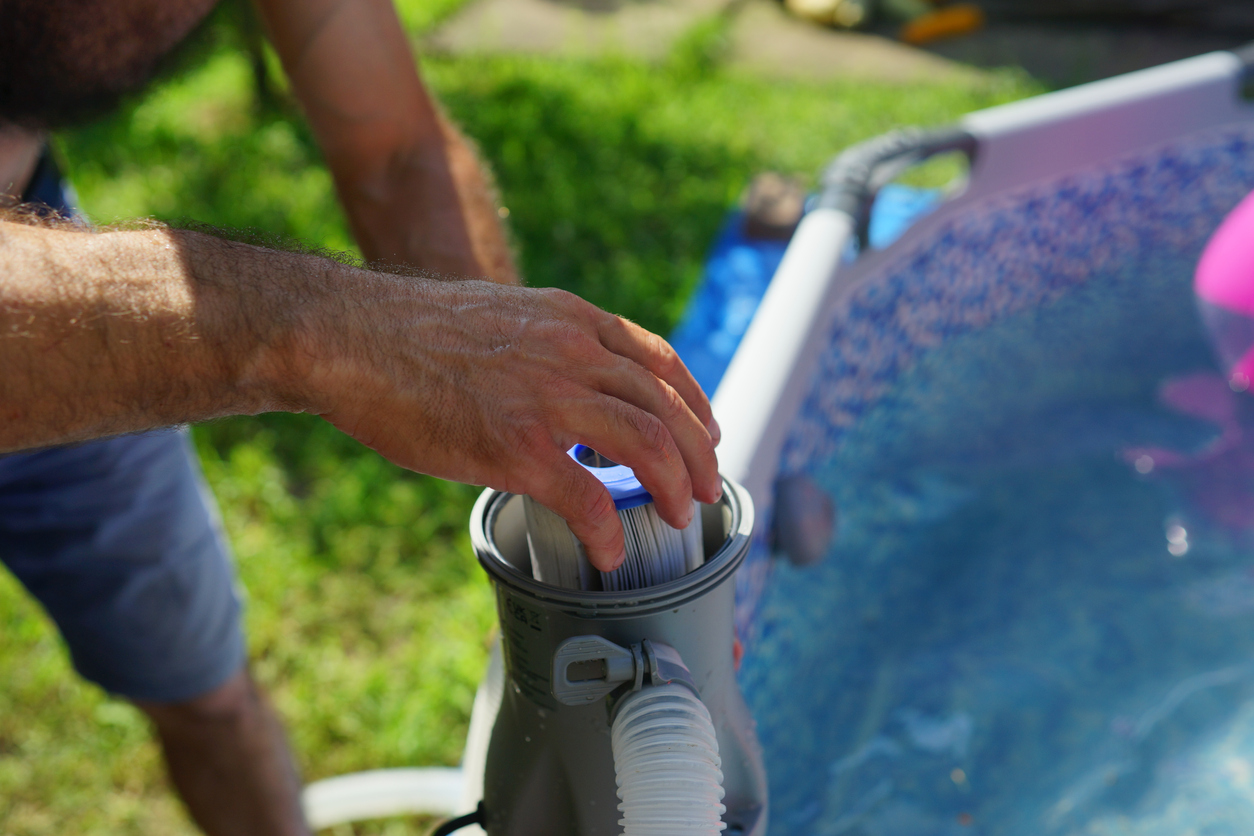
(524, 445, 704, 591)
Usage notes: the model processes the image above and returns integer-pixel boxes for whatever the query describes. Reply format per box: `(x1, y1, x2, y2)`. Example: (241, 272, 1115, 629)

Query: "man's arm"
(0, 219, 720, 569)
(0, 126, 42, 202)
(252, 0, 517, 283)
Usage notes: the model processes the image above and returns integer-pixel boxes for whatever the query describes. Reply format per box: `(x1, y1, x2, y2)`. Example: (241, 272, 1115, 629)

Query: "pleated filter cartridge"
(523, 445, 705, 591)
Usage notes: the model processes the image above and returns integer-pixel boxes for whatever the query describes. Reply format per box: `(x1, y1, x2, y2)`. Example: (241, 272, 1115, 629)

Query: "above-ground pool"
(682, 50, 1254, 836)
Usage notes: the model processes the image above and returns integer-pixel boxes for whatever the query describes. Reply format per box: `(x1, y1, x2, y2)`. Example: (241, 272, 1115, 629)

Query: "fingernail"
(708, 416, 722, 445)
(712, 479, 723, 503)
(684, 504, 695, 527)
(611, 548, 627, 571)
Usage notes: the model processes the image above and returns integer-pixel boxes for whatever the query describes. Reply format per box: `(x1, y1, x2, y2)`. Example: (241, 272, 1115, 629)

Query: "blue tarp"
(670, 185, 942, 395)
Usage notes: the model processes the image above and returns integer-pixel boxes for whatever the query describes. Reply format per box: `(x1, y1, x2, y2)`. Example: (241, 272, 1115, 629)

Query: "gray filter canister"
(470, 472, 768, 836)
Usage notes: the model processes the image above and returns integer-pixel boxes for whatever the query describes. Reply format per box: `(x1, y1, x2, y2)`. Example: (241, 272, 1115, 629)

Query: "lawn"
(0, 2, 1039, 833)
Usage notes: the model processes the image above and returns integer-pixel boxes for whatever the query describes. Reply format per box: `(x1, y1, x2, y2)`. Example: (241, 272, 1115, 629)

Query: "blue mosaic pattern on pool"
(672, 188, 944, 641)
(738, 124, 1254, 835)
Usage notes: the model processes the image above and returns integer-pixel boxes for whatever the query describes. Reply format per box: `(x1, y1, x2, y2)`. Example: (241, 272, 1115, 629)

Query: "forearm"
(253, 0, 517, 283)
(0, 220, 321, 451)
(338, 113, 518, 283)
(1, 215, 720, 571)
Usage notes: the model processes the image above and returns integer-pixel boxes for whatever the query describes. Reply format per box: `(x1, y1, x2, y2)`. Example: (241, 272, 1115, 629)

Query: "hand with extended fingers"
(284, 274, 722, 571)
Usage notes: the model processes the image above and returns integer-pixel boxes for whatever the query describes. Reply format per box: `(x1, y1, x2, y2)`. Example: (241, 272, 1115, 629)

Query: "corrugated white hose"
(611, 683, 727, 836)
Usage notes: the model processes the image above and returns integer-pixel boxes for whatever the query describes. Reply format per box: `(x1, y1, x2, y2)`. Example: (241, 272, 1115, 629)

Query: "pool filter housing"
(469, 477, 768, 836)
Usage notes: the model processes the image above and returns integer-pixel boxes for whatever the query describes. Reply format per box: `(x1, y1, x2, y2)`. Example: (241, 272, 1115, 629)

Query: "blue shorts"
(0, 153, 245, 704)
(0, 430, 246, 703)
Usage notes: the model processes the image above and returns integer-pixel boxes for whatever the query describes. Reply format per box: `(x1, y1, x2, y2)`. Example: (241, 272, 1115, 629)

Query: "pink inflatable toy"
(1116, 190, 1254, 538)
(1196, 189, 1254, 390)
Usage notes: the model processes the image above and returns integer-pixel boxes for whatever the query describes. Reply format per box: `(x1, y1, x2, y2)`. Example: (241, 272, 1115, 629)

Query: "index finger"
(524, 450, 627, 573)
(595, 314, 718, 441)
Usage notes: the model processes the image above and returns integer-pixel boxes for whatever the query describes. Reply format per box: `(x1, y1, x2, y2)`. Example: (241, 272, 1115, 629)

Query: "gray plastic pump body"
(469, 477, 768, 836)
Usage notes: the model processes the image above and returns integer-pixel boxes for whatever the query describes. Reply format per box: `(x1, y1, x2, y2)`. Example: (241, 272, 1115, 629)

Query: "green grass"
(0, 7, 1041, 834)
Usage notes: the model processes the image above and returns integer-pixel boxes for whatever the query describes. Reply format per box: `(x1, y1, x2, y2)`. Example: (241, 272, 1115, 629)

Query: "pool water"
(745, 267, 1254, 833)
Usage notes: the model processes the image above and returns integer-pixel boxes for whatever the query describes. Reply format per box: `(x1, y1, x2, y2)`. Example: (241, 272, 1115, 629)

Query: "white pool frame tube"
(712, 208, 855, 511)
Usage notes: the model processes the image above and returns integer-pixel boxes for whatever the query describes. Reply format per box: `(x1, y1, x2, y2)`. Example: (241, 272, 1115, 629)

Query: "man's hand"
(0, 221, 717, 570)
(284, 274, 721, 570)
(254, 0, 518, 284)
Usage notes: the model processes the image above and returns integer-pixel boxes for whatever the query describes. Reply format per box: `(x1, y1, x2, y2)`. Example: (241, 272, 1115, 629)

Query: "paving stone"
(426, 0, 1253, 88)
(426, 0, 730, 60)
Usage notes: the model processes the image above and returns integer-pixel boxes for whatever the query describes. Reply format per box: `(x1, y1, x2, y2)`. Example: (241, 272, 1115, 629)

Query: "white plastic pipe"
(611, 684, 727, 836)
(299, 642, 503, 832)
(302, 767, 464, 830)
(458, 639, 505, 836)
